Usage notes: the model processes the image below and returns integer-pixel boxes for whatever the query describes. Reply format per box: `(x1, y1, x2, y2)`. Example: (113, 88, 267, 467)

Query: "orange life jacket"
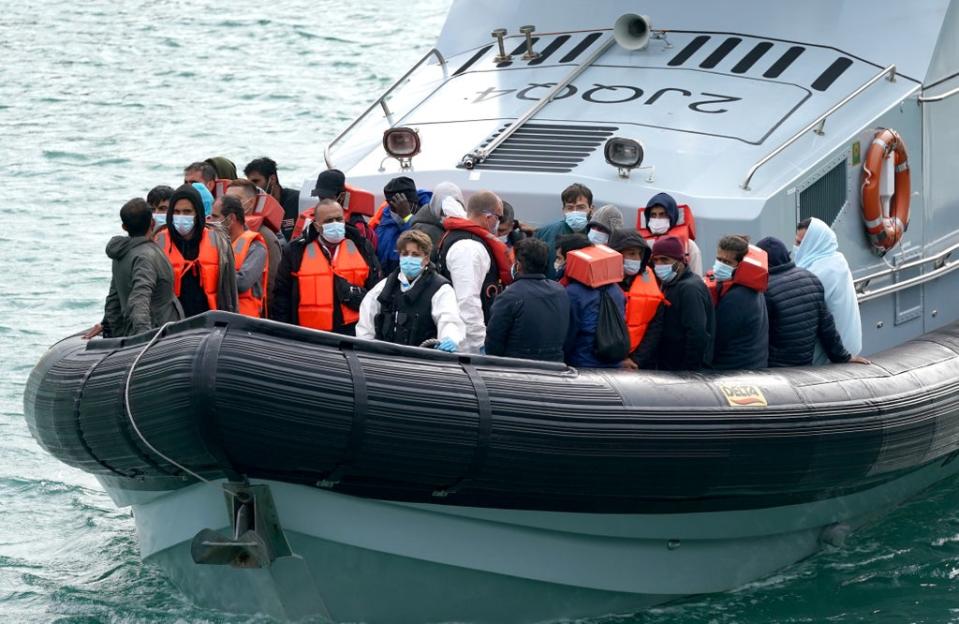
(291, 186, 378, 240)
(368, 201, 389, 230)
(624, 268, 666, 351)
(233, 230, 269, 318)
(293, 238, 370, 330)
(155, 227, 221, 311)
(213, 179, 232, 199)
(637, 204, 697, 257)
(704, 245, 769, 306)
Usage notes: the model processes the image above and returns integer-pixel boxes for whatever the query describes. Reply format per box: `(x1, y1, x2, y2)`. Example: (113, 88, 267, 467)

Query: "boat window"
(799, 160, 847, 226)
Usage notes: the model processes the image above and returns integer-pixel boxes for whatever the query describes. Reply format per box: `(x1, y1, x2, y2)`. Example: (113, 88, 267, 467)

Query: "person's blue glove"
(434, 337, 457, 353)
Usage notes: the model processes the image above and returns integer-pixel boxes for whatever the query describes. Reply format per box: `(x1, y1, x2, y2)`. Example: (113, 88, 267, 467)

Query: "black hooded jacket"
(164, 184, 238, 317)
(757, 237, 851, 367)
(657, 268, 714, 370)
(270, 221, 381, 333)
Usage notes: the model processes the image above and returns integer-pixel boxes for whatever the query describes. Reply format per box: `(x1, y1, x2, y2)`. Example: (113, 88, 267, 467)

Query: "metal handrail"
(323, 48, 448, 169)
(460, 36, 616, 169)
(741, 64, 898, 191)
(918, 86, 959, 103)
(855, 242, 959, 303)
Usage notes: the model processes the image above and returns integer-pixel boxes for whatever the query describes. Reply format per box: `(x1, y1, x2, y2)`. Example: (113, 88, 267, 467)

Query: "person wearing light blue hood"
(794, 217, 863, 363)
(192, 182, 214, 217)
(535, 182, 594, 279)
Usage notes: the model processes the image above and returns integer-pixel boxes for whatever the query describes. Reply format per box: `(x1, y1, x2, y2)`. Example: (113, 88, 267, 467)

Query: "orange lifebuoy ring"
(861, 128, 910, 253)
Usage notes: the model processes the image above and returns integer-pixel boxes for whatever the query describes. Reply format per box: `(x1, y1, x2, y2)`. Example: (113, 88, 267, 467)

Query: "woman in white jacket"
(356, 229, 465, 352)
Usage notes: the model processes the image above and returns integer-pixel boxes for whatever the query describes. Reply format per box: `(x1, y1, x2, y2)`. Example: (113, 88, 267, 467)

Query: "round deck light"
(383, 127, 421, 169)
(604, 137, 644, 177)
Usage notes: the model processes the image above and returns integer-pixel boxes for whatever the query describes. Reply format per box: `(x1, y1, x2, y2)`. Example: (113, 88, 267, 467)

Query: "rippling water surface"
(3, 2, 959, 622)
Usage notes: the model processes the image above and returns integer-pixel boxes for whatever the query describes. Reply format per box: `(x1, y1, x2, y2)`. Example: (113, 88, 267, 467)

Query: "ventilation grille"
(800, 161, 848, 225)
(466, 123, 618, 173)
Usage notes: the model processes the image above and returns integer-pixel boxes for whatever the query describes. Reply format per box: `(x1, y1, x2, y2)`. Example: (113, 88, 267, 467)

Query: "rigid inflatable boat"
(25, 0, 959, 620)
(23, 311, 959, 621)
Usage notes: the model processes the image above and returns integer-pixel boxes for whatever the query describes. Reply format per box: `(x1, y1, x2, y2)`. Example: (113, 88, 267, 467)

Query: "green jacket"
(102, 236, 183, 337)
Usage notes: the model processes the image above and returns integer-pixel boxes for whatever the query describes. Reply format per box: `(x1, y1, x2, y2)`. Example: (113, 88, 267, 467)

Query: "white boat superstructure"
(311, 0, 959, 356)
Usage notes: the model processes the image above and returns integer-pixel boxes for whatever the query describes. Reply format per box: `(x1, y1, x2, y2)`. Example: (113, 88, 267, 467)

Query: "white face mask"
(587, 229, 609, 245)
(648, 217, 671, 235)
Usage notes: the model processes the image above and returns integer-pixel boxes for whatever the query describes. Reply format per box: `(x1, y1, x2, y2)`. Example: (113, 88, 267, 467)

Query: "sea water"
(2, 1, 959, 622)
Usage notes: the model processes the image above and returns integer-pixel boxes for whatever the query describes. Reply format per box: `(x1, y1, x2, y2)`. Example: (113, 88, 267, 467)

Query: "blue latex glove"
(434, 337, 457, 353)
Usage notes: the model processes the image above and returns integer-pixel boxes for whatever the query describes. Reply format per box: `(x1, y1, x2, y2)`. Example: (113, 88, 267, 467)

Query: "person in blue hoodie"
(794, 217, 863, 364)
(640, 192, 703, 275)
(375, 176, 419, 275)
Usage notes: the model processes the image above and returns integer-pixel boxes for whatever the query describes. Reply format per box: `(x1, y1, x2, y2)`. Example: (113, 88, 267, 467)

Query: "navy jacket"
(485, 274, 570, 361)
(564, 281, 627, 368)
(765, 261, 851, 367)
(657, 269, 714, 370)
(713, 284, 769, 370)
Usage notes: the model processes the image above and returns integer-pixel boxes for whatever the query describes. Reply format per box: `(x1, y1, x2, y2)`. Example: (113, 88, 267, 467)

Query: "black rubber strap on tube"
(321, 347, 369, 486)
(433, 362, 493, 497)
(192, 325, 244, 482)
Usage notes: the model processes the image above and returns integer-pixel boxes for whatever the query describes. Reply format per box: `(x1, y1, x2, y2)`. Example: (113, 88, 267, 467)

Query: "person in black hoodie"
(708, 235, 768, 370)
(154, 184, 237, 317)
(485, 238, 570, 361)
(756, 236, 868, 367)
(650, 235, 714, 370)
(270, 198, 380, 334)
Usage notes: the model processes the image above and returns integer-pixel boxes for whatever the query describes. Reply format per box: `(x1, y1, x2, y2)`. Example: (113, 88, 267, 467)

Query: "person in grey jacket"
(92, 198, 183, 338)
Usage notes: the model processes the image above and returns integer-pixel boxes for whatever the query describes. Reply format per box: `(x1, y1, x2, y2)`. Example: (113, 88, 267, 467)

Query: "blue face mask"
(321, 221, 346, 244)
(154, 213, 166, 228)
(654, 263, 676, 283)
(587, 228, 609, 245)
(792, 244, 801, 258)
(624, 259, 644, 276)
(565, 211, 588, 232)
(399, 256, 425, 281)
(172, 214, 194, 236)
(713, 260, 735, 282)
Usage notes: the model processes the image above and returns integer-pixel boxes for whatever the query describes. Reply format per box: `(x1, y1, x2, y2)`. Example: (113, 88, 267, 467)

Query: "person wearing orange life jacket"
(245, 157, 300, 241)
(639, 192, 703, 276)
(154, 184, 238, 317)
(222, 178, 283, 306)
(704, 235, 769, 370)
(435, 191, 515, 353)
(609, 228, 666, 370)
(210, 196, 269, 318)
(270, 198, 380, 334)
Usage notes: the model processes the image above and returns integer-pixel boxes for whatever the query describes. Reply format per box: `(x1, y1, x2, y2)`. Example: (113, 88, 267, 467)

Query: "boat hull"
(120, 456, 959, 623)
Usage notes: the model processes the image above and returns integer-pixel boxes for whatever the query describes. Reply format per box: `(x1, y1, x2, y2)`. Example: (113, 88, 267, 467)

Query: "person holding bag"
(562, 244, 630, 368)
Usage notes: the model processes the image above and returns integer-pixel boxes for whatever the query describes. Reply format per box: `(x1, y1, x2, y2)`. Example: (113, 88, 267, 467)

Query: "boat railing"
(460, 36, 616, 169)
(741, 64, 899, 191)
(855, 242, 959, 303)
(323, 48, 448, 169)
(918, 86, 959, 103)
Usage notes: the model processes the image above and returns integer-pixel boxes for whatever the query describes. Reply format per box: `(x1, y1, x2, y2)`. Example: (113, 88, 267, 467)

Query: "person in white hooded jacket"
(794, 217, 863, 363)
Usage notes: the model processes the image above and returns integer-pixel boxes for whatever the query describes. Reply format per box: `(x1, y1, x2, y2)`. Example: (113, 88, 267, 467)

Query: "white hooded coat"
(794, 218, 863, 362)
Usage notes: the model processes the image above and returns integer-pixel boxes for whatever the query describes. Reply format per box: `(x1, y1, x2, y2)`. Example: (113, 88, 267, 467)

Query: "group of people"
(91, 159, 868, 371)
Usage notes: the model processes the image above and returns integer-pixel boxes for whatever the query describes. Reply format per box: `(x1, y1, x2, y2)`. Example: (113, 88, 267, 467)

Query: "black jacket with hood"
(757, 237, 851, 367)
(164, 184, 238, 317)
(101, 236, 183, 337)
(270, 221, 381, 333)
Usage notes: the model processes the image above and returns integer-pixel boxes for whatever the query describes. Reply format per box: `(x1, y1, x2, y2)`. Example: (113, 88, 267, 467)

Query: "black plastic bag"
(594, 287, 630, 362)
